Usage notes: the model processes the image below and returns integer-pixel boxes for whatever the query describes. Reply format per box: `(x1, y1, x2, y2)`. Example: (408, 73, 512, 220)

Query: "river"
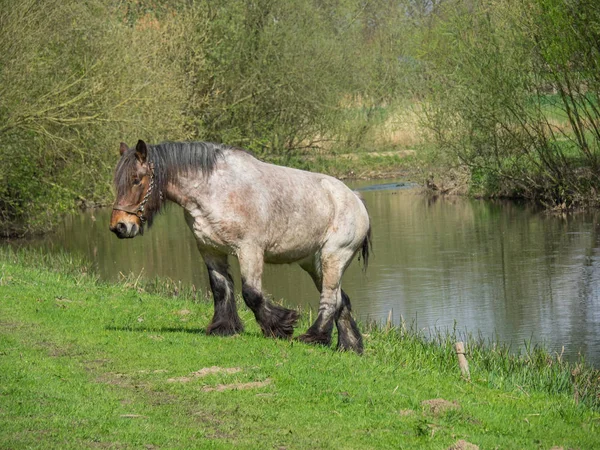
(19, 180, 600, 366)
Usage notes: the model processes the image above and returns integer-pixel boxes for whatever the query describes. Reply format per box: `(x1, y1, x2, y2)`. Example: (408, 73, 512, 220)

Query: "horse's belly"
(263, 240, 319, 264)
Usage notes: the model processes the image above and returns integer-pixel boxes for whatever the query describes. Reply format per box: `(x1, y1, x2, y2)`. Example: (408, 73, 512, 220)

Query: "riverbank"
(269, 148, 422, 181)
(1, 248, 598, 449)
(0, 143, 422, 239)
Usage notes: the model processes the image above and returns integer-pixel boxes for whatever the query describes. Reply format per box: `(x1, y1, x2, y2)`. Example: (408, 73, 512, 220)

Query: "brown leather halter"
(112, 165, 156, 224)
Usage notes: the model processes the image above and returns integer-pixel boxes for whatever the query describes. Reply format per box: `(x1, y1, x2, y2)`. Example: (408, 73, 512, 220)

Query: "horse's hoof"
(336, 320, 364, 354)
(259, 304, 299, 339)
(336, 340, 364, 355)
(206, 319, 244, 336)
(296, 331, 332, 347)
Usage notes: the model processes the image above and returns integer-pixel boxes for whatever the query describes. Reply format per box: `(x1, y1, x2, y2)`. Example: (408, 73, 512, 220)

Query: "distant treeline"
(418, 0, 600, 209)
(1, 0, 599, 235)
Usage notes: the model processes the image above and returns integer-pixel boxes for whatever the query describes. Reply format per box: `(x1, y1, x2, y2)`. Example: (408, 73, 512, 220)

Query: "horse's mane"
(114, 141, 231, 227)
(150, 141, 228, 183)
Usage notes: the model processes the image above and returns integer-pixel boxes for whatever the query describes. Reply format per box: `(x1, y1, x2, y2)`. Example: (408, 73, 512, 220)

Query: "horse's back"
(188, 150, 368, 262)
(236, 152, 370, 254)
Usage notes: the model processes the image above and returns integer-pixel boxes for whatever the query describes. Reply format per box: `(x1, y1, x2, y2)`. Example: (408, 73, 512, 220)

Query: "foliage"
(175, 0, 408, 156)
(0, 0, 409, 235)
(0, 0, 189, 235)
(4, 0, 600, 234)
(415, 0, 600, 207)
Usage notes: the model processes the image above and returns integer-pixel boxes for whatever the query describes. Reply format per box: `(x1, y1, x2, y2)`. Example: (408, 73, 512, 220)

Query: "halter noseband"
(112, 164, 157, 224)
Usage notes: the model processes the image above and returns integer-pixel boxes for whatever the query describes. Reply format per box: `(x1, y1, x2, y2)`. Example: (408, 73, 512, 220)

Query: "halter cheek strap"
(112, 204, 148, 221)
(112, 165, 157, 224)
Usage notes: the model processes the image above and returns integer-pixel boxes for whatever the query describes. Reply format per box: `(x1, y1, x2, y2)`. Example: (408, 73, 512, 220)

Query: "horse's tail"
(354, 191, 372, 271)
(361, 222, 372, 271)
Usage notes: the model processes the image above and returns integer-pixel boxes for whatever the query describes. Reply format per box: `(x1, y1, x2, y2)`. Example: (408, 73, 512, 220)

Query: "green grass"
(281, 152, 418, 180)
(1, 248, 599, 449)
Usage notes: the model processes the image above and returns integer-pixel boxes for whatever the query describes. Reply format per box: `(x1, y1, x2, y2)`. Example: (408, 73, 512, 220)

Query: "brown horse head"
(109, 140, 226, 239)
(110, 140, 158, 238)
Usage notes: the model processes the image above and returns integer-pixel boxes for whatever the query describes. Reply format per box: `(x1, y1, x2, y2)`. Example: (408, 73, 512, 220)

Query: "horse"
(109, 140, 371, 353)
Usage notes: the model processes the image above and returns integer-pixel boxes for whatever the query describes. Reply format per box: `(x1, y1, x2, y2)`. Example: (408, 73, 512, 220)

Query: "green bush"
(176, 0, 408, 156)
(0, 0, 188, 235)
(0, 0, 408, 235)
(415, 0, 600, 207)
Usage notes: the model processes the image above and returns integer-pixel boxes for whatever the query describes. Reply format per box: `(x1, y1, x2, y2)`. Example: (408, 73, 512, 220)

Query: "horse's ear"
(135, 140, 148, 164)
(119, 142, 129, 156)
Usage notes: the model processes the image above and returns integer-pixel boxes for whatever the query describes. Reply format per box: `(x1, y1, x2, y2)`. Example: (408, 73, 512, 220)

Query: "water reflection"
(19, 181, 600, 366)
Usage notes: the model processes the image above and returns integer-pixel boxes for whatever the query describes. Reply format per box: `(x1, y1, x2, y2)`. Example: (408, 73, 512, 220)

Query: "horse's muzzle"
(110, 221, 139, 239)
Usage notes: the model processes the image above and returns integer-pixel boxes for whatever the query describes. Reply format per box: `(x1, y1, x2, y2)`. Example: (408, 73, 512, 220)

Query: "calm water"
(19, 180, 600, 366)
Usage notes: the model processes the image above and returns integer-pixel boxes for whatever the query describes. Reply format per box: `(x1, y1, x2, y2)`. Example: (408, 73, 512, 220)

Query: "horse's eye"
(133, 179, 141, 186)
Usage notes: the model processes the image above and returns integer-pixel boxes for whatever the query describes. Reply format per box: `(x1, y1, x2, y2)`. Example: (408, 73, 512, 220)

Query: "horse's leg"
(336, 290, 363, 354)
(298, 250, 363, 353)
(184, 209, 243, 336)
(297, 253, 343, 347)
(238, 248, 299, 339)
(203, 252, 244, 336)
(298, 259, 333, 345)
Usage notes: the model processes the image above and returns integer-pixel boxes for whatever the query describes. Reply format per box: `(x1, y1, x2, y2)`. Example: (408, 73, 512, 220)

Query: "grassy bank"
(1, 248, 599, 449)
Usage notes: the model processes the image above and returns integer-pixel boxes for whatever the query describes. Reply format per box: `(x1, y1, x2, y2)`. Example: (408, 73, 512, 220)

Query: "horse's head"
(110, 140, 158, 239)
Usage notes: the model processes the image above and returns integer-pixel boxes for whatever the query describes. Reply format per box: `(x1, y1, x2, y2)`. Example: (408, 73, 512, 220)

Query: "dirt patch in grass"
(87, 441, 126, 449)
(95, 372, 132, 388)
(54, 296, 82, 305)
(421, 398, 461, 417)
(192, 409, 238, 439)
(448, 440, 479, 450)
(0, 321, 27, 331)
(84, 359, 112, 369)
(37, 339, 76, 358)
(167, 366, 242, 383)
(202, 379, 272, 392)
